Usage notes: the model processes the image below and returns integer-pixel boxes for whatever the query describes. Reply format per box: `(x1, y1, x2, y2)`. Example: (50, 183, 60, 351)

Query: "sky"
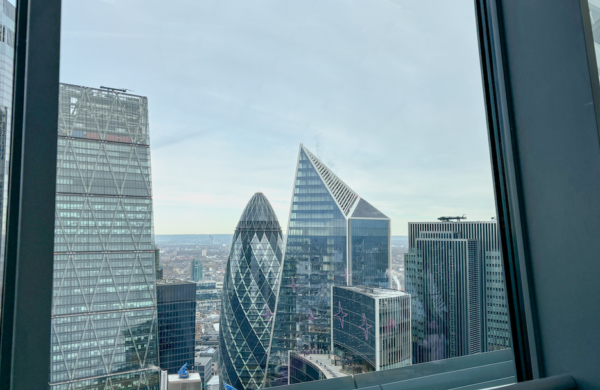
(59, 0, 496, 235)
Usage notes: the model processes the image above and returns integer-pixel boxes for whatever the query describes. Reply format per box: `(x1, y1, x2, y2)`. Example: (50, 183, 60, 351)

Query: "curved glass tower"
(219, 193, 284, 390)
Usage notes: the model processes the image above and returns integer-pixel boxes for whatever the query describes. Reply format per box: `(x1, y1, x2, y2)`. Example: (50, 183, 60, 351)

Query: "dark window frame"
(0, 0, 598, 388)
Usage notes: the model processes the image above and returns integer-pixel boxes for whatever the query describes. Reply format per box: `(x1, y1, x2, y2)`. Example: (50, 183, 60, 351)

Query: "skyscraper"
(219, 193, 284, 390)
(405, 221, 510, 364)
(332, 286, 411, 373)
(51, 84, 159, 389)
(270, 145, 390, 363)
(156, 246, 163, 280)
(0, 0, 15, 304)
(192, 259, 204, 282)
(157, 279, 197, 374)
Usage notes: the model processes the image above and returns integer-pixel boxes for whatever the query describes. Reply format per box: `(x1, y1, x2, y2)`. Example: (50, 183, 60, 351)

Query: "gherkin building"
(219, 193, 284, 390)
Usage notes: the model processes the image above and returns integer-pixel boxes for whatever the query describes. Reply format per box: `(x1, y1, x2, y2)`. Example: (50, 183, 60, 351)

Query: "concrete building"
(168, 372, 202, 390)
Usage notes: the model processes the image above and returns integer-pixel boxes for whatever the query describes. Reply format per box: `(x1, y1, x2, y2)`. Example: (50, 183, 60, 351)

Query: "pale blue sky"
(60, 0, 496, 235)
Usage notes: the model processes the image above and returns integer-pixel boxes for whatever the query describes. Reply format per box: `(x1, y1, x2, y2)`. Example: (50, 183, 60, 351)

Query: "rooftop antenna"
(438, 214, 467, 222)
(100, 86, 132, 93)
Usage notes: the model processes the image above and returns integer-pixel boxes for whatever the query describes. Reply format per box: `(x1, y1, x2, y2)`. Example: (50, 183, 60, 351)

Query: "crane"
(438, 214, 466, 222)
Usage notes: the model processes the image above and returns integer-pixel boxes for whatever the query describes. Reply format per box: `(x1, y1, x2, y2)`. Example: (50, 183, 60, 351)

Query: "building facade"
(405, 221, 510, 364)
(0, 0, 15, 305)
(270, 145, 391, 363)
(155, 246, 163, 280)
(332, 286, 411, 373)
(193, 259, 204, 282)
(157, 279, 197, 374)
(219, 193, 284, 390)
(51, 84, 159, 389)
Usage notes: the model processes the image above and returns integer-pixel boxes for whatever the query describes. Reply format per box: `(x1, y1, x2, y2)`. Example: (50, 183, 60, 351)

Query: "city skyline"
(59, 0, 497, 236)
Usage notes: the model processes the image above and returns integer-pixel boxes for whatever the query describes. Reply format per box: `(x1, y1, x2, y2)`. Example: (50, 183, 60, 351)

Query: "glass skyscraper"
(192, 259, 203, 282)
(50, 84, 159, 389)
(405, 221, 510, 364)
(270, 145, 390, 365)
(219, 193, 284, 390)
(332, 286, 411, 373)
(157, 279, 196, 374)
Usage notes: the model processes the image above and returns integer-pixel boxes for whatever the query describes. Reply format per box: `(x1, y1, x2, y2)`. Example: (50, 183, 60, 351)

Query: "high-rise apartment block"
(271, 145, 391, 360)
(51, 84, 159, 389)
(332, 286, 411, 372)
(193, 259, 204, 282)
(405, 221, 510, 364)
(157, 279, 197, 374)
(219, 193, 284, 390)
(0, 0, 15, 303)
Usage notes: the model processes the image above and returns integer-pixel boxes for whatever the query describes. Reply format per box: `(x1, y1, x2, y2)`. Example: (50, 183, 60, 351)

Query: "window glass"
(0, 0, 16, 325)
(54, 1, 515, 390)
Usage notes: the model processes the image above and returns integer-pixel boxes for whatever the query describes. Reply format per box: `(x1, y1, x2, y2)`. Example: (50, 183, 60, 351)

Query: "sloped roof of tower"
(301, 145, 358, 215)
(351, 198, 388, 219)
(237, 192, 282, 231)
(300, 145, 387, 219)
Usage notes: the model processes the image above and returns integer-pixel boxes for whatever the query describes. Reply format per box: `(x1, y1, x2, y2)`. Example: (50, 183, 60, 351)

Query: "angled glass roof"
(301, 145, 358, 216)
(351, 198, 388, 219)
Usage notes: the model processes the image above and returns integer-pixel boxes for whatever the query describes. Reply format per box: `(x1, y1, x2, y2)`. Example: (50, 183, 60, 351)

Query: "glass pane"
(54, 1, 516, 390)
(588, 0, 600, 79)
(0, 0, 16, 324)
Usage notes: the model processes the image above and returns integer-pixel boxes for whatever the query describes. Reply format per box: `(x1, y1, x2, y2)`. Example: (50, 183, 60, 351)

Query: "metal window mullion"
(0, 0, 62, 388)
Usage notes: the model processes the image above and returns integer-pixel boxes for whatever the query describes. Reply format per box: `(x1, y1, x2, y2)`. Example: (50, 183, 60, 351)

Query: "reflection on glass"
(0, 0, 16, 320)
(405, 222, 510, 363)
(589, 0, 600, 78)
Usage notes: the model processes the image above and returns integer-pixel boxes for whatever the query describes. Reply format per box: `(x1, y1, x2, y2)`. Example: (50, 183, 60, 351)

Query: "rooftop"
(291, 353, 348, 380)
(157, 279, 196, 286)
(168, 373, 201, 383)
(195, 357, 212, 366)
(336, 286, 409, 299)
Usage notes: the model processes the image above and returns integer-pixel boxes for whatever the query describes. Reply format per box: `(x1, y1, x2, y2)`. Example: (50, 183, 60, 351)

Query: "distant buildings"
(51, 84, 159, 389)
(196, 356, 214, 390)
(405, 221, 510, 364)
(271, 144, 391, 362)
(193, 259, 204, 281)
(219, 193, 284, 390)
(332, 286, 411, 373)
(158, 279, 197, 374)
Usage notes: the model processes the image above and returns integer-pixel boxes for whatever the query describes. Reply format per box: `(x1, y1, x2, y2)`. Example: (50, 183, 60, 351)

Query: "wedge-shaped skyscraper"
(270, 145, 391, 365)
(219, 193, 284, 390)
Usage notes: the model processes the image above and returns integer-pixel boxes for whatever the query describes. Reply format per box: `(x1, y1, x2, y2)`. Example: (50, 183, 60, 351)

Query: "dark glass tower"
(219, 193, 284, 390)
(405, 221, 510, 364)
(270, 145, 390, 366)
(50, 84, 159, 389)
(157, 279, 197, 374)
